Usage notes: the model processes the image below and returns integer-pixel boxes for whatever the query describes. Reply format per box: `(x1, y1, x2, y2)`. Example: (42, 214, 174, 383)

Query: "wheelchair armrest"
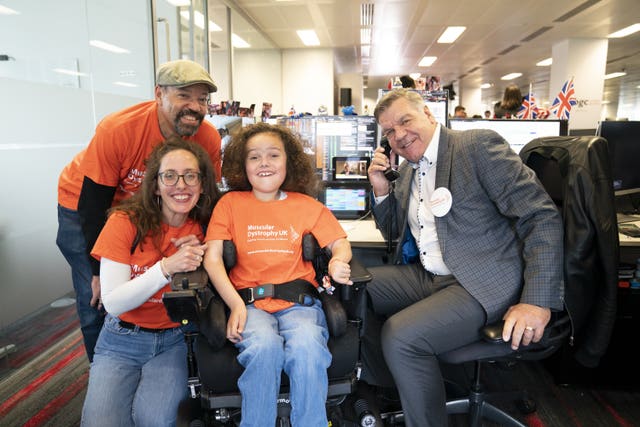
(162, 269, 227, 350)
(323, 257, 371, 338)
(171, 267, 209, 291)
(348, 257, 373, 285)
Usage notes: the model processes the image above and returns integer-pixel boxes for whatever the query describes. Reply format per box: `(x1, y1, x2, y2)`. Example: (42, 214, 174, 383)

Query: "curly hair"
(222, 122, 319, 197)
(110, 136, 221, 251)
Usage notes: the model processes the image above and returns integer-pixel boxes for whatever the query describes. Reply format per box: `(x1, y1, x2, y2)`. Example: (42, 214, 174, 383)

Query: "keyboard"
(617, 213, 640, 224)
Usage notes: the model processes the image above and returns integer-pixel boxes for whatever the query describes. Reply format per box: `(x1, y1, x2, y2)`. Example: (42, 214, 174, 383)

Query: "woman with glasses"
(81, 137, 221, 427)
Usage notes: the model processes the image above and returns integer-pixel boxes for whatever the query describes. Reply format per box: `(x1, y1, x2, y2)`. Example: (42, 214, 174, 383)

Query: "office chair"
(163, 234, 372, 427)
(381, 135, 618, 427)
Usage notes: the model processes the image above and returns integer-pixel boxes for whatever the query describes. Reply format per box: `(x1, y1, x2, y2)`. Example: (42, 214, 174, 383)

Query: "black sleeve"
(77, 176, 117, 276)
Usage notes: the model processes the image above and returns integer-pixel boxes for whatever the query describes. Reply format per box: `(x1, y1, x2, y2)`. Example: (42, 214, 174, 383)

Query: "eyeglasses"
(158, 170, 201, 186)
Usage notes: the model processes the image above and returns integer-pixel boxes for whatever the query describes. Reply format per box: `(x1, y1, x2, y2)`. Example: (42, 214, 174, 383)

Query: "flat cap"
(156, 59, 217, 93)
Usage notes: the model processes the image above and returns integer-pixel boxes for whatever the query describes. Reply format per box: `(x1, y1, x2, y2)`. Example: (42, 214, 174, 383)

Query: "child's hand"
(328, 258, 353, 285)
(226, 304, 247, 343)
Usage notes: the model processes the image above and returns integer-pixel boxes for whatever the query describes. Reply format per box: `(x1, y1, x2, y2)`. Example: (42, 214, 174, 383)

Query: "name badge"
(430, 187, 452, 217)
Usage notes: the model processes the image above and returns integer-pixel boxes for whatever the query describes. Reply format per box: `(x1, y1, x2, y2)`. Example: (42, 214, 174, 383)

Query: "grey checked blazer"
(372, 126, 564, 323)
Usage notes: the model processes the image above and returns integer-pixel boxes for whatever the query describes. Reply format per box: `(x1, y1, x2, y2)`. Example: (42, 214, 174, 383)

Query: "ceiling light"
(437, 26, 466, 43)
(114, 81, 138, 87)
(53, 68, 87, 77)
(89, 40, 130, 54)
(232, 34, 250, 48)
(179, 11, 221, 31)
(0, 5, 19, 14)
(166, 0, 190, 6)
(604, 71, 626, 79)
(297, 30, 320, 46)
(418, 56, 437, 67)
(501, 72, 522, 80)
(608, 23, 640, 38)
(480, 83, 492, 89)
(536, 58, 552, 66)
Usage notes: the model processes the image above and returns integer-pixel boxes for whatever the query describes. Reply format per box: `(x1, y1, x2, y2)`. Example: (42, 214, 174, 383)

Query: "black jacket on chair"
(520, 136, 619, 368)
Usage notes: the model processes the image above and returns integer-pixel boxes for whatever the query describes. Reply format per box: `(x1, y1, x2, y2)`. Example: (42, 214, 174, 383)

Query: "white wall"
(282, 48, 334, 116)
(0, 0, 152, 329)
(234, 49, 283, 117)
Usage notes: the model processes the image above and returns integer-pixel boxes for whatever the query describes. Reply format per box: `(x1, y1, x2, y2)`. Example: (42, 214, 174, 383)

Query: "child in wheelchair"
(202, 122, 354, 427)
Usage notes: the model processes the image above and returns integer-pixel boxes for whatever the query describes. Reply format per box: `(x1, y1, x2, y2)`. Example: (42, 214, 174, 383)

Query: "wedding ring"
(525, 326, 534, 332)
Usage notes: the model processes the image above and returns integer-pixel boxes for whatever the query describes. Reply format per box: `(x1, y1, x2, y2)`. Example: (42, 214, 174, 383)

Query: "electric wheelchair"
(163, 234, 372, 426)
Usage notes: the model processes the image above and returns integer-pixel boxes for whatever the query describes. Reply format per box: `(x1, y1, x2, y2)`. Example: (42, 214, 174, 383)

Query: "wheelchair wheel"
(176, 398, 204, 427)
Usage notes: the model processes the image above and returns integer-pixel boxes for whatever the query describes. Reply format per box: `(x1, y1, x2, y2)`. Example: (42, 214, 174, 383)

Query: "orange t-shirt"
(205, 191, 347, 313)
(91, 211, 204, 329)
(58, 101, 222, 210)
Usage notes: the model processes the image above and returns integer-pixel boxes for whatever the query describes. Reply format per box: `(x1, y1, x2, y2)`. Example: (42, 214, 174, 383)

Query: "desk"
(339, 219, 386, 248)
(619, 218, 640, 247)
(339, 219, 393, 267)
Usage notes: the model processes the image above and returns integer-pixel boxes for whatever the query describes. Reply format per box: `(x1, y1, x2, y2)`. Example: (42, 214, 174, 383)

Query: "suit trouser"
(360, 263, 486, 427)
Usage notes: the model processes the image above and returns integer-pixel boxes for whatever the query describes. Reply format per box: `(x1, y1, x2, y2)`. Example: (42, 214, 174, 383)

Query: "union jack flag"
(550, 78, 577, 120)
(516, 93, 538, 119)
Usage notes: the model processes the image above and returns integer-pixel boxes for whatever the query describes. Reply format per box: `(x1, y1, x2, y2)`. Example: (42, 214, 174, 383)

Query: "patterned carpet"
(2, 295, 640, 427)
(0, 297, 88, 427)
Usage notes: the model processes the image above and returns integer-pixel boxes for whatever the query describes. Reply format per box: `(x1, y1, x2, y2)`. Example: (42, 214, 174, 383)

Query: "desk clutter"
(618, 258, 640, 289)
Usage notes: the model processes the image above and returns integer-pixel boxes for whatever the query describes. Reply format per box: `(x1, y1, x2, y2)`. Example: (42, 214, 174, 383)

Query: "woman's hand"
(163, 241, 208, 275)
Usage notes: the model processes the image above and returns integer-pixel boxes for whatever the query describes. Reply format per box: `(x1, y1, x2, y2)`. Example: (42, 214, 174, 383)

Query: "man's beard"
(174, 109, 204, 136)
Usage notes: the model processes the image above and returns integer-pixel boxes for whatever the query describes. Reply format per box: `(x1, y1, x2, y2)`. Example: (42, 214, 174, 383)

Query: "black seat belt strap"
(238, 279, 319, 305)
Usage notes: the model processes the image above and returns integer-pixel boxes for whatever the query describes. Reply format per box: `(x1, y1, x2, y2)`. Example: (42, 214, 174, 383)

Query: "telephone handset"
(380, 137, 400, 182)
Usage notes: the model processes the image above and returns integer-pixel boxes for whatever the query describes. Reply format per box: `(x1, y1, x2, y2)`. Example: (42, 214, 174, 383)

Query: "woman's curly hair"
(110, 136, 221, 251)
(222, 122, 320, 197)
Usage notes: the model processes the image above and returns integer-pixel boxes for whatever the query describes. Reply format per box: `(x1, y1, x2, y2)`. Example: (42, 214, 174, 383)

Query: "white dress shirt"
(375, 124, 451, 275)
(407, 125, 451, 275)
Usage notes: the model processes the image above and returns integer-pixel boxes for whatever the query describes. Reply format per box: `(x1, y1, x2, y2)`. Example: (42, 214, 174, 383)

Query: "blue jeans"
(81, 314, 188, 427)
(236, 300, 331, 427)
(56, 204, 105, 362)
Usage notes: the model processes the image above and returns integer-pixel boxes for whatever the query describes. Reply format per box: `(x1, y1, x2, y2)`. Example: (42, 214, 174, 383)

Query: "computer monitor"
(319, 182, 371, 220)
(448, 119, 568, 154)
(332, 156, 370, 181)
(596, 120, 640, 196)
(314, 116, 377, 180)
(275, 115, 378, 181)
(275, 116, 317, 155)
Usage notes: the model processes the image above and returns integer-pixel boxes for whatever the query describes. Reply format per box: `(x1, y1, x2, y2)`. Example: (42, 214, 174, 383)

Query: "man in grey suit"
(362, 89, 564, 427)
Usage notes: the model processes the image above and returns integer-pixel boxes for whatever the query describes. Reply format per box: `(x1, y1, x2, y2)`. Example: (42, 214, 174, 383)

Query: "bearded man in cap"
(56, 60, 222, 361)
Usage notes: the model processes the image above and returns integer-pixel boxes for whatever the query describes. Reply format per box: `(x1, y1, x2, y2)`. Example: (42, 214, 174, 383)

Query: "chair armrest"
(481, 313, 571, 348)
(482, 321, 506, 344)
